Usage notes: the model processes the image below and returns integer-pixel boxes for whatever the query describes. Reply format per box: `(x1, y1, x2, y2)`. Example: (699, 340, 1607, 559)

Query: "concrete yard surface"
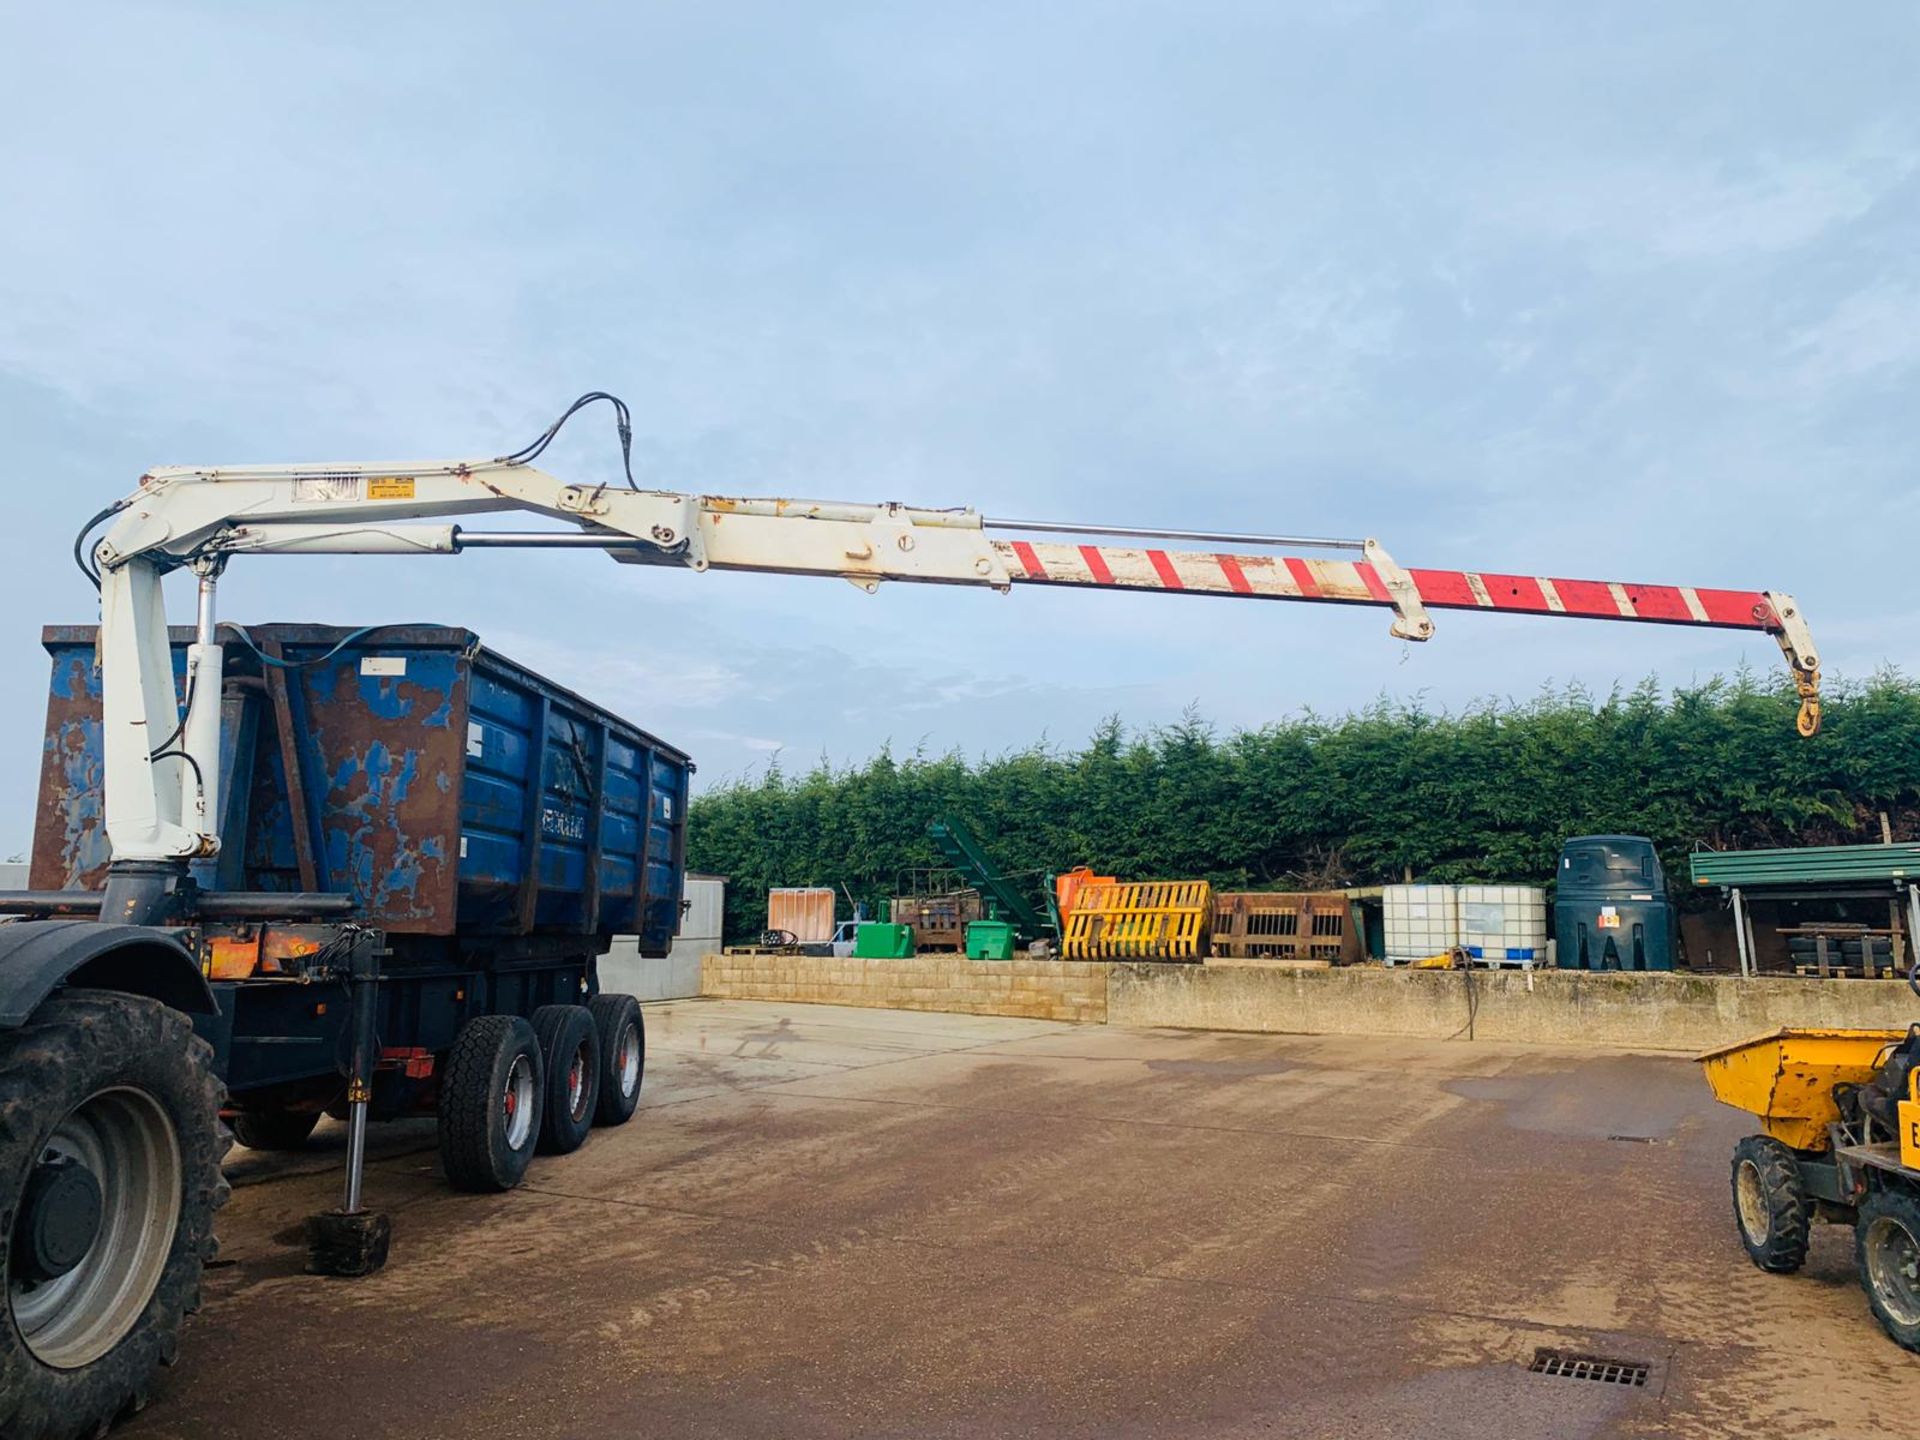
(126, 1000, 1914, 1439)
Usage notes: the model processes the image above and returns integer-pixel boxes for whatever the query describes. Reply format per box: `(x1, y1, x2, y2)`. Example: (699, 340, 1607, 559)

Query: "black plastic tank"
(1553, 835, 1676, 971)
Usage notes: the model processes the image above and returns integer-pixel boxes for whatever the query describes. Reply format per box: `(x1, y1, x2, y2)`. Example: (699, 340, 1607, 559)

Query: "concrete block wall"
(1108, 963, 1920, 1052)
(699, 952, 1920, 1053)
(700, 952, 1108, 1024)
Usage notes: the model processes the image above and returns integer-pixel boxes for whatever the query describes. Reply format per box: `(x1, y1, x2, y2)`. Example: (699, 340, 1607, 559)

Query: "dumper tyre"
(589, 993, 644, 1127)
(1731, 1134, 1811, 1274)
(0, 989, 229, 1440)
(1856, 1185, 1920, 1353)
(531, 1005, 599, 1156)
(438, 1016, 544, 1193)
(230, 1107, 321, 1153)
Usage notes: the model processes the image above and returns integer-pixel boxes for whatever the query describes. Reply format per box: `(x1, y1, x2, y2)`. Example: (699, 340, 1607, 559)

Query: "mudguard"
(0, 919, 215, 1027)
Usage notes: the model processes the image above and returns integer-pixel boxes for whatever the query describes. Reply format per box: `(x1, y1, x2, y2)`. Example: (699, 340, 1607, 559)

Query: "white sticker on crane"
(359, 656, 406, 677)
(291, 474, 361, 502)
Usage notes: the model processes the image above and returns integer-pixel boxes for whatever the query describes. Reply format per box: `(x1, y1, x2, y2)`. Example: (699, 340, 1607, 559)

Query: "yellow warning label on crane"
(368, 477, 417, 499)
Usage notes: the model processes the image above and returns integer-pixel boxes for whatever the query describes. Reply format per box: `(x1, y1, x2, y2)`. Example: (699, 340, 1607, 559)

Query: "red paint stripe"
(1476, 573, 1549, 613)
(1356, 562, 1392, 603)
(1408, 569, 1477, 607)
(1147, 550, 1184, 589)
(1079, 545, 1114, 585)
(1011, 540, 1047, 580)
(1619, 585, 1692, 622)
(1215, 553, 1252, 594)
(1548, 578, 1619, 618)
(1283, 557, 1322, 598)
(1407, 568, 1775, 630)
(1695, 588, 1772, 627)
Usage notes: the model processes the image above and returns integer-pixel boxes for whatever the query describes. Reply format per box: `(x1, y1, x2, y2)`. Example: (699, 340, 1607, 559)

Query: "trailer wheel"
(0, 989, 229, 1440)
(1857, 1186, 1920, 1352)
(531, 1006, 599, 1156)
(438, 1016, 543, 1193)
(230, 1108, 321, 1153)
(1731, 1134, 1811, 1273)
(589, 993, 644, 1127)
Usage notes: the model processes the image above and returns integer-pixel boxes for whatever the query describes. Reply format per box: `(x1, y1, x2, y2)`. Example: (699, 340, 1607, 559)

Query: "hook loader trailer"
(0, 395, 1821, 1437)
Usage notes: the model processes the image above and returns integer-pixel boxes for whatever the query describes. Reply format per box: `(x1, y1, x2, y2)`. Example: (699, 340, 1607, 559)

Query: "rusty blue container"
(32, 625, 692, 955)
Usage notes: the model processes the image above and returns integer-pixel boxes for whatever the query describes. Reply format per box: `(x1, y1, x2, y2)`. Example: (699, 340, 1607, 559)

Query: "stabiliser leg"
(307, 929, 392, 1276)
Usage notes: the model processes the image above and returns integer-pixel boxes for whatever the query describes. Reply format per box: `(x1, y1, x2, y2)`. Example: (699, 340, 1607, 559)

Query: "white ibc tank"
(1457, 885, 1549, 965)
(1383, 884, 1459, 964)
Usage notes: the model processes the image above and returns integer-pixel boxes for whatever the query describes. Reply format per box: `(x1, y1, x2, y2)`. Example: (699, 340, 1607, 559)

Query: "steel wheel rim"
(567, 1041, 591, 1122)
(1735, 1160, 1770, 1242)
(617, 1021, 640, 1098)
(9, 1087, 182, 1369)
(502, 1054, 536, 1150)
(1866, 1214, 1920, 1328)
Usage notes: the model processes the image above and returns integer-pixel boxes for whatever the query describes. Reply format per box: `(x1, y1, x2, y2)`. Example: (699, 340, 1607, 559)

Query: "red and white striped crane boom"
(989, 523, 1819, 736)
(88, 420, 1822, 863)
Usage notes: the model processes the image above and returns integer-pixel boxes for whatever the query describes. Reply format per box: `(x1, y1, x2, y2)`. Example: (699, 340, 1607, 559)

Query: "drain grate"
(1528, 1348, 1650, 1387)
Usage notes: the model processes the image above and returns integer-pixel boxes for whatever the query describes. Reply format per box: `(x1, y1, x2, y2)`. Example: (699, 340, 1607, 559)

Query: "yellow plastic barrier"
(1062, 880, 1212, 960)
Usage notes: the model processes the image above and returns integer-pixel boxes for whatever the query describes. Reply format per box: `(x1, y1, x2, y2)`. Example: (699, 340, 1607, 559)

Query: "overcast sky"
(1, 3, 1916, 855)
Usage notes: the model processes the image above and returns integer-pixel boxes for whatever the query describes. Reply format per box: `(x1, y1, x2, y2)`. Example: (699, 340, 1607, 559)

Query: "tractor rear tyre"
(0, 989, 229, 1440)
(438, 1016, 544, 1193)
(589, 993, 644, 1127)
(531, 1005, 599, 1156)
(1856, 1186, 1920, 1352)
(230, 1108, 321, 1153)
(1731, 1134, 1812, 1273)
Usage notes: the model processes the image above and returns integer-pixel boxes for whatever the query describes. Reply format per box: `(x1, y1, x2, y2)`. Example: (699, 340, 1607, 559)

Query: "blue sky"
(1, 2, 1916, 854)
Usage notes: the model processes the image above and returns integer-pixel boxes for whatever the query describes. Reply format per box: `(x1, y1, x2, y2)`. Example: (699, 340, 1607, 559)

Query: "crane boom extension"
(90, 454, 1820, 865)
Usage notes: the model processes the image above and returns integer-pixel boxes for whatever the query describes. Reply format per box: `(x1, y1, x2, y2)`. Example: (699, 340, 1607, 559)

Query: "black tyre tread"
(0, 988, 230, 1440)
(230, 1107, 322, 1152)
(1855, 1187, 1920, 1353)
(530, 1005, 599, 1156)
(589, 993, 644, 1128)
(1732, 1134, 1812, 1274)
(438, 1015, 540, 1194)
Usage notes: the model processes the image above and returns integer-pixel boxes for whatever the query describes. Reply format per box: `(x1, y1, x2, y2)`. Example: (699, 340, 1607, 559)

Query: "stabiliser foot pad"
(306, 1209, 392, 1277)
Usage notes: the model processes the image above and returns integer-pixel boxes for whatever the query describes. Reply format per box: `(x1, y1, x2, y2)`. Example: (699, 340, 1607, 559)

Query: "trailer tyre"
(589, 993, 644, 1127)
(1856, 1186, 1920, 1352)
(230, 1108, 321, 1153)
(438, 1016, 544, 1193)
(0, 989, 229, 1440)
(531, 1006, 599, 1156)
(1731, 1134, 1812, 1273)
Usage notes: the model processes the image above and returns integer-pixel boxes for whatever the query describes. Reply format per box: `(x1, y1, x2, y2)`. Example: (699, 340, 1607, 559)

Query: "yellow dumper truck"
(1700, 1025, 1920, 1351)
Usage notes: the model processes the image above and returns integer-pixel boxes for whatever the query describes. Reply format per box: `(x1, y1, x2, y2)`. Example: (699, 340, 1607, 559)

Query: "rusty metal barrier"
(890, 890, 983, 951)
(1062, 881, 1212, 960)
(1212, 891, 1361, 964)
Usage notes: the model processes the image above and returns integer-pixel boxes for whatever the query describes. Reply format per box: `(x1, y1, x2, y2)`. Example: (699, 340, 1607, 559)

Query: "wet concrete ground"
(125, 1000, 1914, 1439)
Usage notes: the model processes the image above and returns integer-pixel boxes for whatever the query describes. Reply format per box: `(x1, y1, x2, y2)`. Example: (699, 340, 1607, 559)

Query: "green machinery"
(928, 815, 1061, 946)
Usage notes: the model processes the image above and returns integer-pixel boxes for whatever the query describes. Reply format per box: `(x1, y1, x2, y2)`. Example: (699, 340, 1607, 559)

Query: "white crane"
(83, 395, 1820, 871)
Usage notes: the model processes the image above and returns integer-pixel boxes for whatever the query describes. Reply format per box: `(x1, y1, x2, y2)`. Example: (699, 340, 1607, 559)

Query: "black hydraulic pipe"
(0, 892, 105, 915)
(0, 890, 354, 919)
(195, 892, 357, 919)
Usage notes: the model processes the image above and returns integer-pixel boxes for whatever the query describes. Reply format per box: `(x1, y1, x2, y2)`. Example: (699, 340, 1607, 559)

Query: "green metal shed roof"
(1688, 843, 1920, 889)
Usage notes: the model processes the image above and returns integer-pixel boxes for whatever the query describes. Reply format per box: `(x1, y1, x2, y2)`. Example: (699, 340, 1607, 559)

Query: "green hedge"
(687, 673, 1920, 943)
